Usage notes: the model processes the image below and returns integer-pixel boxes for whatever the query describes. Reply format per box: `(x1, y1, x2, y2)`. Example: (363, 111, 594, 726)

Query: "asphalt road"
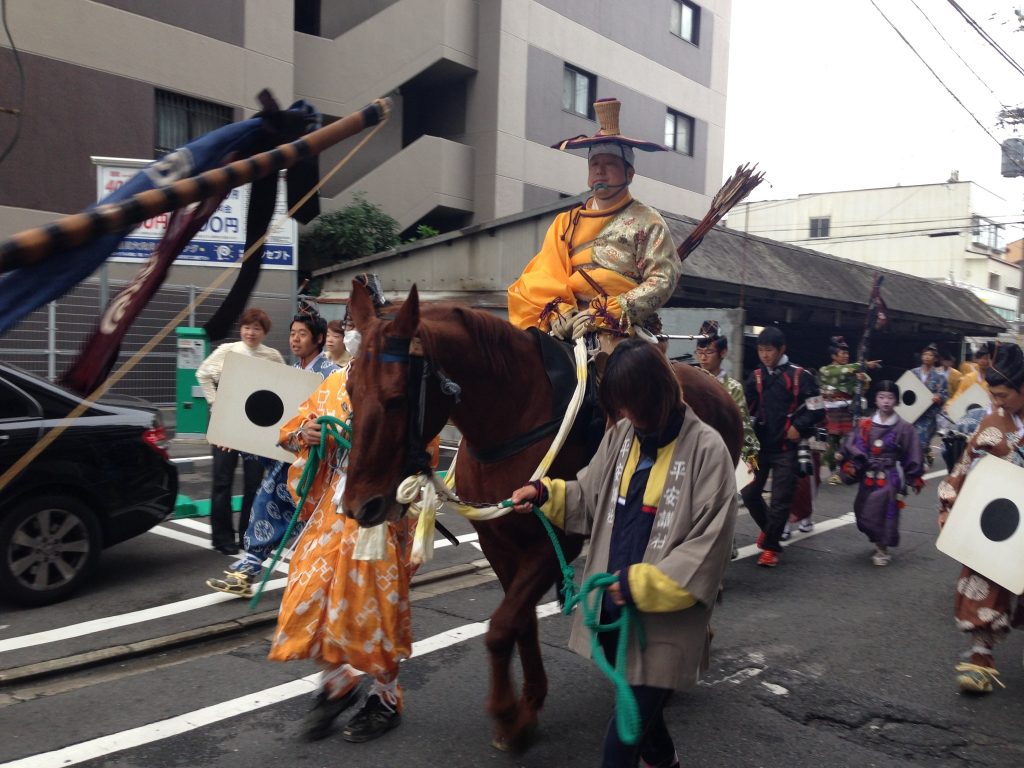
(2, 454, 1024, 767)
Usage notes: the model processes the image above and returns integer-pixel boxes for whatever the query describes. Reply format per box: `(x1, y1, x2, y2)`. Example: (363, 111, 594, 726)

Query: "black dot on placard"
(902, 390, 917, 406)
(966, 402, 982, 412)
(245, 390, 284, 427)
(979, 498, 1019, 542)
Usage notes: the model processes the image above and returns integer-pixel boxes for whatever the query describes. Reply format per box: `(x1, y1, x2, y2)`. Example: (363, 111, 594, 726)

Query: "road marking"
(169, 456, 212, 464)
(0, 601, 563, 768)
(0, 580, 288, 654)
(732, 467, 948, 561)
(734, 512, 856, 560)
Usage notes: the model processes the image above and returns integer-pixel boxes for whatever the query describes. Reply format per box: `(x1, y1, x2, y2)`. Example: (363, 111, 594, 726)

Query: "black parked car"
(0, 363, 178, 606)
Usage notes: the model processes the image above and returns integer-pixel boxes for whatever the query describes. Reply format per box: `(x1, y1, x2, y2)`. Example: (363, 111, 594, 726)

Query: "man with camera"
(741, 327, 825, 567)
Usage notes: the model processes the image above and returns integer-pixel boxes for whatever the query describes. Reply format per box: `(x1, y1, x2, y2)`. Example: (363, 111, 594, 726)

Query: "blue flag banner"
(0, 101, 316, 335)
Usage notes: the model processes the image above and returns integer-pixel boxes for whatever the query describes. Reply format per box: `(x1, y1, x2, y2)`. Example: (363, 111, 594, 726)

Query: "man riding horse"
(507, 98, 679, 349)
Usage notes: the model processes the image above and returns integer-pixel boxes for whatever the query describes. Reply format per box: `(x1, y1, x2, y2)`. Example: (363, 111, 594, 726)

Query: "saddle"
(462, 329, 601, 464)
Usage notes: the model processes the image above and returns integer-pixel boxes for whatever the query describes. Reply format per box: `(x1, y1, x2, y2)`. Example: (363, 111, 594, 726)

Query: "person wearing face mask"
(508, 338, 736, 768)
(507, 98, 679, 350)
(836, 381, 924, 567)
(938, 343, 1024, 694)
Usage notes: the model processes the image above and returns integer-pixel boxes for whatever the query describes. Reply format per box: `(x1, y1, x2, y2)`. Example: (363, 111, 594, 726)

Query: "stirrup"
(206, 570, 254, 597)
(955, 662, 1005, 693)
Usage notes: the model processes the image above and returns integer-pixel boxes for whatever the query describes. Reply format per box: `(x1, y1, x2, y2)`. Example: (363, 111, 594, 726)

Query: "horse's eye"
(383, 395, 405, 412)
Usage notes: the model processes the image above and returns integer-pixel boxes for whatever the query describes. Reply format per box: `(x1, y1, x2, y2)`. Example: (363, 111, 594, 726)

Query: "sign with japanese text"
(95, 159, 297, 270)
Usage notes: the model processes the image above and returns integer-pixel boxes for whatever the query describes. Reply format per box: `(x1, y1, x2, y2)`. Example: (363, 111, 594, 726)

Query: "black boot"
(302, 682, 364, 741)
(341, 694, 401, 743)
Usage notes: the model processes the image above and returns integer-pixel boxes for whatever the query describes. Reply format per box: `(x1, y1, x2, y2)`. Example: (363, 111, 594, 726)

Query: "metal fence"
(0, 278, 294, 406)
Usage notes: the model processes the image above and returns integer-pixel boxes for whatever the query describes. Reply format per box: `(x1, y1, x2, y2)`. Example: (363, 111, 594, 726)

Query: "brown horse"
(342, 282, 742, 750)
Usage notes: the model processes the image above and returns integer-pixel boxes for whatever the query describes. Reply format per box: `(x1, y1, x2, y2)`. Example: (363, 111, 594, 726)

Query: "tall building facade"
(0, 0, 731, 237)
(728, 181, 1023, 324)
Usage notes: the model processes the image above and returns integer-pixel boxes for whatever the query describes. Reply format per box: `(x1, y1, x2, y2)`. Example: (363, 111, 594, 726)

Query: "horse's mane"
(416, 302, 532, 381)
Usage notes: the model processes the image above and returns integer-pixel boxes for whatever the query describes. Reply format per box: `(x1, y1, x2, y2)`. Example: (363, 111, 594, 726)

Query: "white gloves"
(550, 310, 592, 340)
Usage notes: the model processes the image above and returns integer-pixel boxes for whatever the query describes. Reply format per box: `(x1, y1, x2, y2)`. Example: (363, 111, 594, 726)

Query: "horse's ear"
(390, 284, 420, 338)
(349, 279, 376, 331)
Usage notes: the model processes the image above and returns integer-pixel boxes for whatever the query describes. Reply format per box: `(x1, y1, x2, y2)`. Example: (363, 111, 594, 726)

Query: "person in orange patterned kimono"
(507, 98, 679, 344)
(270, 359, 418, 744)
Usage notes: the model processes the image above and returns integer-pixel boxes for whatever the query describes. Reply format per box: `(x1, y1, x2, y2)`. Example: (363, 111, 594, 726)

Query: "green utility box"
(175, 326, 209, 439)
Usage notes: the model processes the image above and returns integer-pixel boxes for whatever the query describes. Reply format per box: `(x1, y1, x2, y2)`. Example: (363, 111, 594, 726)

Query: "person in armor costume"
(938, 343, 1024, 694)
(910, 343, 949, 465)
(507, 98, 679, 350)
(836, 381, 923, 566)
(817, 336, 878, 485)
(694, 320, 759, 467)
(741, 327, 825, 567)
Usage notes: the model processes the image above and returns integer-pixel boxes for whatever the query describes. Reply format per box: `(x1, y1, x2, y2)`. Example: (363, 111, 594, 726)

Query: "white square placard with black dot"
(893, 370, 934, 424)
(207, 352, 322, 462)
(936, 454, 1024, 593)
(946, 383, 990, 424)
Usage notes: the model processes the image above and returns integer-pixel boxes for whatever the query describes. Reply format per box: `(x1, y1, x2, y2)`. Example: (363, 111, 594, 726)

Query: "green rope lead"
(530, 504, 644, 745)
(248, 415, 352, 610)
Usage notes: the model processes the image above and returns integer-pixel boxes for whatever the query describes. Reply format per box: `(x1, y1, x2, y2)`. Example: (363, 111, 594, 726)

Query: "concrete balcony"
(320, 135, 474, 231)
(294, 0, 478, 116)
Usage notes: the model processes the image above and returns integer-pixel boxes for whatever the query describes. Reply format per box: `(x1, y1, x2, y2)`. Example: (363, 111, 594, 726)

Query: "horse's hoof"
(491, 736, 511, 752)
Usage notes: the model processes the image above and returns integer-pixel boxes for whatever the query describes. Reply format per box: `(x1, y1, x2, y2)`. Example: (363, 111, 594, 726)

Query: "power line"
(868, 0, 1024, 174)
(907, 0, 1007, 105)
(778, 220, 1024, 245)
(945, 0, 1024, 81)
(736, 213, 1024, 237)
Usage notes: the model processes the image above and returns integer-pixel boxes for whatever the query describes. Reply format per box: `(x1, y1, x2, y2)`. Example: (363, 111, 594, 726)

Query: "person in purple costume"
(837, 380, 924, 566)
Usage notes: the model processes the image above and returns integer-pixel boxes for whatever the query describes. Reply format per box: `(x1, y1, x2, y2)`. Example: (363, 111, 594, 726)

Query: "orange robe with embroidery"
(268, 368, 415, 706)
(507, 195, 679, 332)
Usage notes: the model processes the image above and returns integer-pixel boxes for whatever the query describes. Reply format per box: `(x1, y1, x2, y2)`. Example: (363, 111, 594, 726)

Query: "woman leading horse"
(340, 281, 742, 751)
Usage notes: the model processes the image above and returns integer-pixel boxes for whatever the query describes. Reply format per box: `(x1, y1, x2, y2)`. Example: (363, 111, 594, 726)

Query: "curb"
(0, 560, 490, 688)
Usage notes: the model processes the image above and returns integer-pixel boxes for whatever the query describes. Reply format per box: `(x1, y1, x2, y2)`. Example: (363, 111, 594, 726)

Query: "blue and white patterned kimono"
(233, 352, 340, 575)
(910, 366, 949, 455)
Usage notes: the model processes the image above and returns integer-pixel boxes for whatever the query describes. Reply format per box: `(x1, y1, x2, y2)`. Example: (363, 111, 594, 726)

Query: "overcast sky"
(722, 0, 1024, 234)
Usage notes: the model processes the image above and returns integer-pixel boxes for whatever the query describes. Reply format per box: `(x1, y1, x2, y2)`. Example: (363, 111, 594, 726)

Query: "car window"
(0, 378, 42, 421)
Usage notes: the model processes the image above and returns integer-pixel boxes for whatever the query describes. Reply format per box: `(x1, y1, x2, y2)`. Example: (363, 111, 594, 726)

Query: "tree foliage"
(299, 193, 400, 266)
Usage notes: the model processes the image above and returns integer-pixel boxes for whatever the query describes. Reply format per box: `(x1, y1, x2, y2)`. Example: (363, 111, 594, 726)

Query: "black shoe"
(342, 695, 401, 743)
(303, 683, 364, 741)
(214, 543, 239, 555)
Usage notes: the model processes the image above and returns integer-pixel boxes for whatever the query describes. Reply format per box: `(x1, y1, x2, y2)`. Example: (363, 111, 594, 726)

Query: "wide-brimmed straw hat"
(552, 98, 667, 166)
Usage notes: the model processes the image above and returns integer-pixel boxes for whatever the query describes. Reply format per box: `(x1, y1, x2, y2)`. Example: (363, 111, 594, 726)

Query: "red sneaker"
(756, 531, 766, 550)
(757, 550, 779, 567)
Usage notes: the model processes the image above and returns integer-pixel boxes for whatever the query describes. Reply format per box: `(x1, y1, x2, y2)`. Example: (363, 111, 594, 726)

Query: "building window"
(664, 109, 694, 155)
(989, 273, 1002, 291)
(809, 217, 831, 239)
(971, 215, 1005, 251)
(671, 0, 700, 45)
(294, 0, 321, 35)
(155, 90, 233, 157)
(562, 65, 595, 119)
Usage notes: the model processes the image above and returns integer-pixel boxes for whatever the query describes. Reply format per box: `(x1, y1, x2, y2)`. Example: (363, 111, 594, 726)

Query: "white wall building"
(728, 181, 1023, 324)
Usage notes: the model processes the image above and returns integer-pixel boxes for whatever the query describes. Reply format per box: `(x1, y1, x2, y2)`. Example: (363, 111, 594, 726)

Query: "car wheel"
(0, 495, 102, 607)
